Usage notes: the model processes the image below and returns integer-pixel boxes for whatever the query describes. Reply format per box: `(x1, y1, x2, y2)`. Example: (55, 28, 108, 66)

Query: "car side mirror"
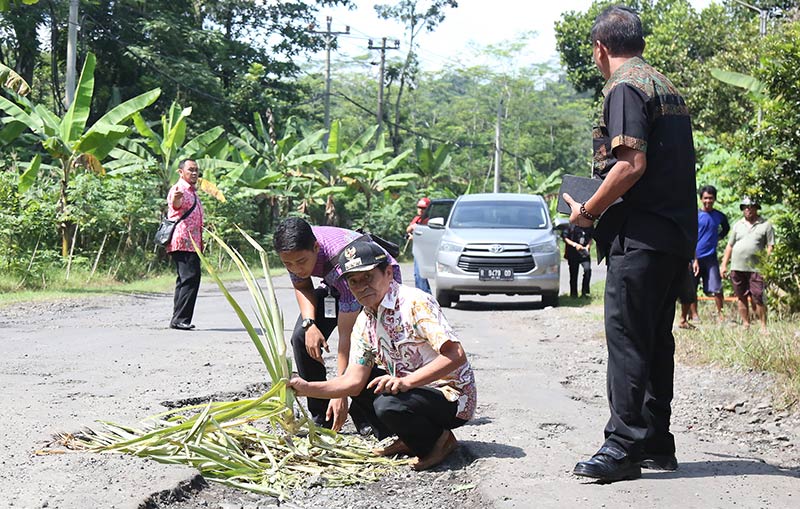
(428, 217, 445, 229)
(552, 218, 570, 232)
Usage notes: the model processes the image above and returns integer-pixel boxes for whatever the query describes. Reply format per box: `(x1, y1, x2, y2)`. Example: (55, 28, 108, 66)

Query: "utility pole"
(308, 17, 349, 136)
(368, 37, 399, 136)
(732, 0, 768, 126)
(493, 97, 503, 193)
(65, 0, 79, 107)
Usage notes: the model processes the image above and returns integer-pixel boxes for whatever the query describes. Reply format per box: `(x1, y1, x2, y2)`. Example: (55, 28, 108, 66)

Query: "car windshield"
(449, 200, 549, 229)
(423, 201, 454, 221)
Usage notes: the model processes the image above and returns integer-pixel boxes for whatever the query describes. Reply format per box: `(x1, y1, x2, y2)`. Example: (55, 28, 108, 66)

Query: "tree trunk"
(48, 0, 62, 114)
(59, 159, 71, 257)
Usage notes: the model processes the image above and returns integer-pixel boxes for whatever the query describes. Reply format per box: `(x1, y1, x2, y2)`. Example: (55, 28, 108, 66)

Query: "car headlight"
(437, 262, 456, 274)
(530, 239, 557, 253)
(439, 240, 464, 253)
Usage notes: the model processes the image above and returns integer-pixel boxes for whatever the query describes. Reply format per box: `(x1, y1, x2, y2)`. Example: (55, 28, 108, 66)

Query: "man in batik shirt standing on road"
(166, 159, 204, 331)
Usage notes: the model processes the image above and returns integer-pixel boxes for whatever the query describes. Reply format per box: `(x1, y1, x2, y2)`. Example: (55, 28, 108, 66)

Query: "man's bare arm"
(563, 146, 646, 227)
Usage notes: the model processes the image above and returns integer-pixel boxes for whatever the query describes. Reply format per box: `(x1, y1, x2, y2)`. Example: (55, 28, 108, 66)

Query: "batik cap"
(338, 240, 388, 278)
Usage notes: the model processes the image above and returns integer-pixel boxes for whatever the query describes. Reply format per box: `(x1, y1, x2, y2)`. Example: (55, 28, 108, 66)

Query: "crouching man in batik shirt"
(289, 240, 477, 471)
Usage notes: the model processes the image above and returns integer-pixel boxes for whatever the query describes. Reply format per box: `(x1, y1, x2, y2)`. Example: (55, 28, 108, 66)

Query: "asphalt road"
(1, 261, 797, 509)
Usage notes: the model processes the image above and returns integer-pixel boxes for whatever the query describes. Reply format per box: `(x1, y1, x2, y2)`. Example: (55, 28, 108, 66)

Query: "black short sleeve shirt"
(592, 57, 697, 260)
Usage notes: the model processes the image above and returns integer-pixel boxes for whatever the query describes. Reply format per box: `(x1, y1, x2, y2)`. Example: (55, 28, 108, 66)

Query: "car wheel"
(436, 289, 453, 308)
(541, 294, 559, 307)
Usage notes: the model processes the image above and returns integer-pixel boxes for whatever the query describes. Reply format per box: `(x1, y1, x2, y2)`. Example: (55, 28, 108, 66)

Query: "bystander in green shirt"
(728, 217, 775, 272)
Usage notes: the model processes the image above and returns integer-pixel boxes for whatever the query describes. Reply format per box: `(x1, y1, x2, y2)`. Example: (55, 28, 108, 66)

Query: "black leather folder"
(556, 175, 603, 215)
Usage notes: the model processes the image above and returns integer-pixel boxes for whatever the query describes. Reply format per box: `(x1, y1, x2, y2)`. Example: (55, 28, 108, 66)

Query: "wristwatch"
(301, 318, 316, 330)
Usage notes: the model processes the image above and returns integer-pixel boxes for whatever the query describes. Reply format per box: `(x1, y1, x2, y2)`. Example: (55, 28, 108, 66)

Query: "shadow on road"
(453, 299, 548, 311)
(645, 453, 800, 480)
(450, 296, 598, 311)
(460, 439, 526, 460)
(430, 439, 525, 473)
(201, 327, 264, 333)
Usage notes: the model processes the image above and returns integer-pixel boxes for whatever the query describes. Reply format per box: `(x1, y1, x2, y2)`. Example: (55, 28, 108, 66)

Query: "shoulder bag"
(154, 197, 197, 247)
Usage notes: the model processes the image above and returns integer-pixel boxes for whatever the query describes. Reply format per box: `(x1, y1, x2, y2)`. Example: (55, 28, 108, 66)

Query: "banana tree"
(0, 0, 38, 11)
(338, 131, 415, 210)
(0, 63, 31, 146)
(0, 52, 160, 256)
(105, 101, 229, 202)
(522, 159, 563, 216)
(288, 120, 376, 223)
(227, 114, 338, 220)
(413, 138, 453, 191)
(0, 62, 30, 96)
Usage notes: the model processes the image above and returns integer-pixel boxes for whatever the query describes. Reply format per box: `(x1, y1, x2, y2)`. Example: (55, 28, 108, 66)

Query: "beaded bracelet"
(579, 202, 598, 221)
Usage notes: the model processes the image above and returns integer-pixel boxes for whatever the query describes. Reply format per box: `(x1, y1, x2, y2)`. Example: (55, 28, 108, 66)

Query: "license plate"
(478, 267, 514, 281)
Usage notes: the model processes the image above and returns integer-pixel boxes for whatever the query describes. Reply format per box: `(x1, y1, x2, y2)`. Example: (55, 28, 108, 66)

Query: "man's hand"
(692, 259, 700, 277)
(720, 263, 728, 279)
(305, 325, 329, 364)
(326, 397, 349, 432)
(288, 376, 309, 396)
(367, 375, 411, 395)
(172, 189, 184, 209)
(562, 193, 595, 228)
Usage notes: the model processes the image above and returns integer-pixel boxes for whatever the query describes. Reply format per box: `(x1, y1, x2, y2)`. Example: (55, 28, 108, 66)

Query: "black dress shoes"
(170, 322, 195, 331)
(356, 423, 374, 437)
(574, 445, 642, 482)
(641, 453, 678, 471)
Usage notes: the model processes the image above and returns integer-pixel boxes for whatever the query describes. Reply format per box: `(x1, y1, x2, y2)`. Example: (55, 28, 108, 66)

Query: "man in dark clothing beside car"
(562, 5, 697, 483)
(562, 224, 594, 298)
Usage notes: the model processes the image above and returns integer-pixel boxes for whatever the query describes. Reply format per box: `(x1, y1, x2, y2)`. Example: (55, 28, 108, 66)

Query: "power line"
(332, 91, 553, 163)
(367, 37, 400, 136)
(308, 16, 350, 135)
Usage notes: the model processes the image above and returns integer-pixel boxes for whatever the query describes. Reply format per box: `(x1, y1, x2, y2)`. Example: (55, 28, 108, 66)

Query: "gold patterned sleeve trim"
(611, 134, 647, 153)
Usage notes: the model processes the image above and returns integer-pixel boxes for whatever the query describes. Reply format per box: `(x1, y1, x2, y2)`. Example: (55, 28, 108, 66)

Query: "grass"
(560, 280, 800, 407)
(558, 278, 606, 309)
(675, 301, 800, 408)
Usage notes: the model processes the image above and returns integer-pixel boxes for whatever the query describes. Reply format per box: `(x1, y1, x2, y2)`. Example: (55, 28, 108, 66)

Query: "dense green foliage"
(0, 0, 798, 315)
(745, 19, 800, 313)
(555, 0, 800, 314)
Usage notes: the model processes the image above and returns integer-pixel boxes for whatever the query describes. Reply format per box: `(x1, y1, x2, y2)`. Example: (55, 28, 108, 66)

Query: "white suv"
(416, 193, 561, 307)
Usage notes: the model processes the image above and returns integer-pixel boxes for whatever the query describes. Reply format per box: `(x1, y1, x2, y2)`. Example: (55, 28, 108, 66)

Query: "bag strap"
(322, 233, 371, 279)
(175, 196, 197, 224)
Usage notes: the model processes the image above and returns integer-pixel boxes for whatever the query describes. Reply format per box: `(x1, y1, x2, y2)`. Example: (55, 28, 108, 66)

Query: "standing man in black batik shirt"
(562, 224, 594, 298)
(563, 5, 697, 483)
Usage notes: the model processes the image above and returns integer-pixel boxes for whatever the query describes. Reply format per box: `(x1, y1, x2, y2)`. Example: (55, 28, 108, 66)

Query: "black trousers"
(351, 367, 467, 457)
(171, 251, 201, 326)
(568, 257, 592, 297)
(290, 287, 369, 429)
(602, 236, 685, 460)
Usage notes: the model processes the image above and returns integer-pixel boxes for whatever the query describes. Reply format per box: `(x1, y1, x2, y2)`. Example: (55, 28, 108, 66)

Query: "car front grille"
(456, 243, 536, 273)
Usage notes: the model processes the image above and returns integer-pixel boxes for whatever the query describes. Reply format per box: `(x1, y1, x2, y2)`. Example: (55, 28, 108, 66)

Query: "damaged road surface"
(1, 265, 798, 508)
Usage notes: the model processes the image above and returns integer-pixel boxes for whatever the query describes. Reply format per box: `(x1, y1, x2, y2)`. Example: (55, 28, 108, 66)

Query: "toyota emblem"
(489, 244, 504, 253)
